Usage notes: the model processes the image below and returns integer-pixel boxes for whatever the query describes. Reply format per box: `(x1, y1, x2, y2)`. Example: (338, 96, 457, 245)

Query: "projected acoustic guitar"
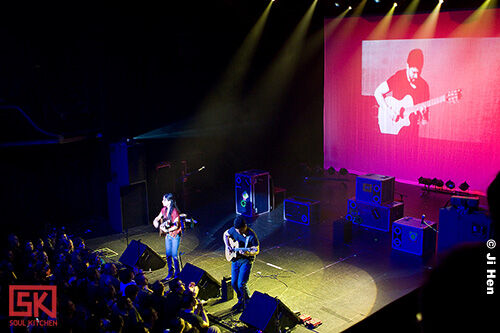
(378, 89, 462, 135)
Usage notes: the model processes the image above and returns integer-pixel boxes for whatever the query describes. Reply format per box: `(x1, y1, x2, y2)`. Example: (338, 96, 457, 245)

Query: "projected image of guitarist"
(374, 48, 462, 136)
(374, 48, 429, 136)
(223, 216, 259, 312)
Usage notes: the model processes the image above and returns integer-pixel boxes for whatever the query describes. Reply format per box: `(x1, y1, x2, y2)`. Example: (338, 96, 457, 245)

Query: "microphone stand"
(421, 215, 438, 233)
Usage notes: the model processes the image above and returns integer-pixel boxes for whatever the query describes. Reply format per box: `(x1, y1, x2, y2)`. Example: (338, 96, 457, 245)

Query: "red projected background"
(324, 9, 500, 192)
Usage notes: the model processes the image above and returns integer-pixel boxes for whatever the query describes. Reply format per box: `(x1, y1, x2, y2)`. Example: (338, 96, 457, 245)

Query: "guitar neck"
(233, 247, 252, 252)
(409, 94, 446, 112)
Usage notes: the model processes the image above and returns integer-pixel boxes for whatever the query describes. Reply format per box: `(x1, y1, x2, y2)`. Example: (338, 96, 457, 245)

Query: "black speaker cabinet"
(240, 291, 299, 333)
(333, 218, 353, 244)
(178, 263, 220, 301)
(109, 141, 146, 186)
(221, 275, 234, 301)
(107, 181, 149, 233)
(119, 240, 166, 271)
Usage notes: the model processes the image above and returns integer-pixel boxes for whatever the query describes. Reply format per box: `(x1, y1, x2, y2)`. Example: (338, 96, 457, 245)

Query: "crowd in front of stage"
(0, 229, 220, 333)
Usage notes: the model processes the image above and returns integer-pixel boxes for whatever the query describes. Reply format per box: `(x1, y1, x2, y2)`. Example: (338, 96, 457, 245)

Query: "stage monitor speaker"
(240, 291, 299, 333)
(178, 263, 220, 301)
(119, 240, 166, 271)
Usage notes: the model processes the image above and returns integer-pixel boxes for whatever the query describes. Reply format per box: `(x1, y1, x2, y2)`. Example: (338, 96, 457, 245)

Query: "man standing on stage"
(223, 216, 259, 311)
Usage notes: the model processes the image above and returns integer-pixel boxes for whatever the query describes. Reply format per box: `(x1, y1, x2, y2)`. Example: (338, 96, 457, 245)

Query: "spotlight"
(418, 177, 433, 186)
(431, 178, 444, 187)
(339, 168, 348, 176)
(327, 167, 336, 175)
(393, 2, 398, 7)
(314, 165, 324, 176)
(348, 6, 352, 10)
(459, 181, 470, 192)
(445, 180, 455, 190)
(334, 2, 340, 7)
(439, 0, 444, 4)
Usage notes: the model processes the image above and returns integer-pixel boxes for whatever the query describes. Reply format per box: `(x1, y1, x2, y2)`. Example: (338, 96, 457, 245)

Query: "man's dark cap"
(407, 48, 424, 70)
(233, 216, 247, 229)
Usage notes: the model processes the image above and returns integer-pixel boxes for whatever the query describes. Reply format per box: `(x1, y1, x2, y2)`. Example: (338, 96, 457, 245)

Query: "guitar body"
(377, 89, 462, 135)
(378, 95, 414, 135)
(158, 217, 177, 237)
(159, 221, 169, 237)
(225, 237, 252, 262)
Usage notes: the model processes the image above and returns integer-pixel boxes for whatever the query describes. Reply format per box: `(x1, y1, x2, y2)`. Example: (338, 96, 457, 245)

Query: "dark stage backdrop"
(324, 9, 500, 193)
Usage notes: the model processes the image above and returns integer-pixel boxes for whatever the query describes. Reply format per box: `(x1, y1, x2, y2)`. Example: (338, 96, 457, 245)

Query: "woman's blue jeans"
(165, 234, 181, 277)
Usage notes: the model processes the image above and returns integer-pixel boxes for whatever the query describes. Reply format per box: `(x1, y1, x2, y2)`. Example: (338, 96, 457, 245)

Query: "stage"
(84, 174, 482, 332)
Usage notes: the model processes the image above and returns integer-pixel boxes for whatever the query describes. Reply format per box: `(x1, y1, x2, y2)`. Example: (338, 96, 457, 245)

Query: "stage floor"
(85, 174, 486, 332)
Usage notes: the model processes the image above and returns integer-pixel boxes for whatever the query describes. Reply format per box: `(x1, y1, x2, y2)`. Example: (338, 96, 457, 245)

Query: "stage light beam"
(367, 1, 397, 40)
(336, 0, 367, 40)
(413, 0, 442, 38)
(450, 0, 497, 37)
(389, 0, 420, 38)
(246, 0, 319, 121)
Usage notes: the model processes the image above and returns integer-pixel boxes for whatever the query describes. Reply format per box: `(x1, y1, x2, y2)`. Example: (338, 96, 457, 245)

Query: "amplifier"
(355, 174, 395, 204)
(284, 197, 320, 225)
(235, 170, 271, 217)
(450, 196, 480, 209)
(221, 275, 234, 301)
(346, 199, 404, 232)
(438, 206, 491, 253)
(392, 216, 437, 256)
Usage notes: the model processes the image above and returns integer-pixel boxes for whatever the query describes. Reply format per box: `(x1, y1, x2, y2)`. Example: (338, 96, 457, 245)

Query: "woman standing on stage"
(153, 193, 182, 280)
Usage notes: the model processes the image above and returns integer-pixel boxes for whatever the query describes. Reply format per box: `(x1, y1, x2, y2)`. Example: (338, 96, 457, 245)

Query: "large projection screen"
(324, 9, 500, 193)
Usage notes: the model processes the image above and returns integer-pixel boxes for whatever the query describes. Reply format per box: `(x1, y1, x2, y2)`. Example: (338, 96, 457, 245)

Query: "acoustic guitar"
(378, 89, 462, 135)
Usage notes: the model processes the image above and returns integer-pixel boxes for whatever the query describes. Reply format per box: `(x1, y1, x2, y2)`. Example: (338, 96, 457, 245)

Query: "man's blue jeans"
(165, 234, 181, 277)
(231, 258, 252, 304)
